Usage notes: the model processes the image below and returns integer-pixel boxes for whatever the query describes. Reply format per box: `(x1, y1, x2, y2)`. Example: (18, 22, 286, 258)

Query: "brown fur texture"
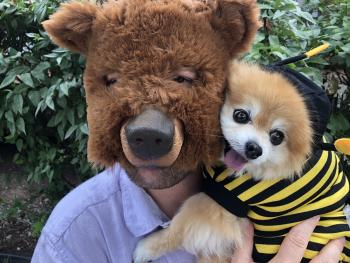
(43, 0, 260, 187)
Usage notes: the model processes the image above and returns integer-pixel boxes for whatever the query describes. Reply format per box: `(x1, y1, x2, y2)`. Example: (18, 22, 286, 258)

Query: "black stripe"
(249, 161, 339, 218)
(343, 246, 350, 256)
(300, 258, 311, 263)
(261, 150, 330, 207)
(203, 175, 249, 218)
(310, 170, 347, 204)
(253, 194, 348, 236)
(307, 241, 324, 251)
(320, 215, 347, 221)
(314, 224, 350, 234)
(254, 236, 283, 245)
(252, 247, 274, 263)
(245, 179, 292, 205)
(230, 178, 259, 196)
(219, 173, 240, 186)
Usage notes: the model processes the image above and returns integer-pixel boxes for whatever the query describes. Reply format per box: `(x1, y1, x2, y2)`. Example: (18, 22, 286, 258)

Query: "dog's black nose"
(245, 141, 262, 160)
(125, 109, 174, 160)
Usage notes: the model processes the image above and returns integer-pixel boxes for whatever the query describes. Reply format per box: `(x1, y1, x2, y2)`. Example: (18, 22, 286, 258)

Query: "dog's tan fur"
(223, 61, 313, 180)
(134, 62, 313, 262)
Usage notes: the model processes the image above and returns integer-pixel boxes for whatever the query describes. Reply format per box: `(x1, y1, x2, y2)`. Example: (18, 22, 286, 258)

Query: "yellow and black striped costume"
(203, 149, 350, 262)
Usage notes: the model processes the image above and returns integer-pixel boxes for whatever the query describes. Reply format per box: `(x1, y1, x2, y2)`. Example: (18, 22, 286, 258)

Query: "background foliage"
(0, 0, 349, 198)
(0, 0, 95, 200)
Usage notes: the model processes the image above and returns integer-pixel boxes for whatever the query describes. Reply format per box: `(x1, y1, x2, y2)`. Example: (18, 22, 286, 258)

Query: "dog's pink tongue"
(224, 149, 247, 171)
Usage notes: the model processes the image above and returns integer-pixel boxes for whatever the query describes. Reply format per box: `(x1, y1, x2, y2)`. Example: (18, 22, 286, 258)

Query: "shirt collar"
(119, 167, 170, 237)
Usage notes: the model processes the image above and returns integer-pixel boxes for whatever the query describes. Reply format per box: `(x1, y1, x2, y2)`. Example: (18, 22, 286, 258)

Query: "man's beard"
(125, 166, 195, 189)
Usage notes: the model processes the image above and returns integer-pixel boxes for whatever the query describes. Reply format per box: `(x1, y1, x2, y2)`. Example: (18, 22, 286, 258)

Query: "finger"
(231, 222, 255, 263)
(310, 238, 345, 263)
(270, 216, 320, 263)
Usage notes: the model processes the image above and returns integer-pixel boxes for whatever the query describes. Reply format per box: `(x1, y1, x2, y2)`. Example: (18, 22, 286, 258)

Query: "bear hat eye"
(233, 109, 250, 124)
(173, 68, 197, 86)
(103, 73, 118, 87)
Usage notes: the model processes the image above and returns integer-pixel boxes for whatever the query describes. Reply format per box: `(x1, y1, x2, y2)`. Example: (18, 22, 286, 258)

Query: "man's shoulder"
(42, 164, 123, 243)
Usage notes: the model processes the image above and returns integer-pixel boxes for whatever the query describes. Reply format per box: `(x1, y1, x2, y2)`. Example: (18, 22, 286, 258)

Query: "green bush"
(0, 0, 96, 198)
(0, 0, 349, 197)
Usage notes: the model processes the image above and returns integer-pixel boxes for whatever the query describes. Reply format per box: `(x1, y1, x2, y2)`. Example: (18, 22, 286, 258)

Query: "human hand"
(231, 216, 345, 263)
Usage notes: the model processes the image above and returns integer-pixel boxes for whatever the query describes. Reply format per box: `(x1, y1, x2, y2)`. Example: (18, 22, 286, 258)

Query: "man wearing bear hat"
(32, 0, 344, 262)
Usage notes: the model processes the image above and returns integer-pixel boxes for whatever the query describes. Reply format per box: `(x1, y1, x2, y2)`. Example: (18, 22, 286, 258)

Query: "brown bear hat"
(43, 0, 260, 188)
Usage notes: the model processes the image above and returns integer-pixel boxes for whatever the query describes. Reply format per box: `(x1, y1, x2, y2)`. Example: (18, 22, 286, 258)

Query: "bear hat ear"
(42, 1, 100, 55)
(207, 0, 261, 57)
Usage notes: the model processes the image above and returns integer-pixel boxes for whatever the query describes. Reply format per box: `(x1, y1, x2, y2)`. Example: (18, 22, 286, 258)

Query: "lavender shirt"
(31, 164, 195, 263)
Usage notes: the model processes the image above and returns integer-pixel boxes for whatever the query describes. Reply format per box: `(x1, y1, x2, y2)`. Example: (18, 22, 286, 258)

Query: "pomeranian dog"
(133, 61, 350, 263)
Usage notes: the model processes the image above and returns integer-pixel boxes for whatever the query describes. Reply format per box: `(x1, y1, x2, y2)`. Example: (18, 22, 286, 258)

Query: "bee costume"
(203, 44, 350, 262)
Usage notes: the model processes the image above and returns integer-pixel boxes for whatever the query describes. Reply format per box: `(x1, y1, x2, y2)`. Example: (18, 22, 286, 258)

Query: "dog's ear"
(42, 2, 100, 54)
(208, 0, 261, 57)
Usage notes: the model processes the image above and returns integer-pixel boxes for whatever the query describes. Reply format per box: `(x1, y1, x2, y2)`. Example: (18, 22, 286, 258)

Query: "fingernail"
(336, 237, 346, 246)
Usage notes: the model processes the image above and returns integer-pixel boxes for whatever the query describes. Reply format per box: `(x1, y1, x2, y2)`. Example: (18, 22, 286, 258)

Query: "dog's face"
(221, 62, 313, 181)
(43, 0, 260, 189)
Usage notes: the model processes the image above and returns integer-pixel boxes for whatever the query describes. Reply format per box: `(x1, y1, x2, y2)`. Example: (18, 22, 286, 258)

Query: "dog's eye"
(233, 109, 250, 124)
(103, 74, 118, 87)
(270, 130, 285, 146)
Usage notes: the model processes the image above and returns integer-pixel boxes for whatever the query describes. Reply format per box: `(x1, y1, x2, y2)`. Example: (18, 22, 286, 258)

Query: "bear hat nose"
(245, 141, 263, 160)
(125, 109, 174, 160)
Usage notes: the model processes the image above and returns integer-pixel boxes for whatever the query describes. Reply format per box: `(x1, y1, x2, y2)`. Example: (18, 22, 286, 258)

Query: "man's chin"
(125, 166, 190, 189)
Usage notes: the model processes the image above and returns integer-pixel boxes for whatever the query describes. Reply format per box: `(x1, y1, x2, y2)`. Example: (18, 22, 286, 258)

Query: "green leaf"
(273, 10, 286, 20)
(269, 35, 280, 47)
(45, 96, 55, 110)
(80, 123, 88, 135)
(28, 91, 41, 106)
(60, 82, 70, 96)
(13, 94, 24, 114)
(65, 125, 77, 139)
(35, 101, 44, 116)
(5, 111, 14, 123)
(7, 65, 30, 77)
(67, 109, 75, 125)
(16, 117, 26, 134)
(0, 74, 16, 89)
(31, 62, 50, 81)
(58, 123, 65, 141)
(16, 139, 23, 152)
(341, 43, 350, 53)
(44, 53, 59, 58)
(19, 73, 34, 88)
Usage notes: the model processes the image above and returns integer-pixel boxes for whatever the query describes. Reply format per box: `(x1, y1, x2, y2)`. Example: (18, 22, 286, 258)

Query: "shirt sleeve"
(31, 232, 70, 263)
(31, 209, 111, 263)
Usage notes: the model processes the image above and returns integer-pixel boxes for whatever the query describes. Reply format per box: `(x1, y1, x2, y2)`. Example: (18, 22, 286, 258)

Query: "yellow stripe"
(255, 233, 350, 260)
(254, 151, 329, 205)
(238, 179, 279, 202)
(252, 183, 348, 230)
(255, 245, 319, 259)
(255, 243, 279, 254)
(254, 221, 298, 232)
(254, 152, 336, 213)
(305, 43, 330, 58)
(303, 249, 319, 260)
(224, 174, 251, 191)
(206, 166, 215, 178)
(215, 168, 235, 182)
